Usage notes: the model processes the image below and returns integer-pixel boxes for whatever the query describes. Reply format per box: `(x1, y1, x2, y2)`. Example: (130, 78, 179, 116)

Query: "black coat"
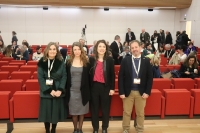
(125, 32, 136, 43)
(89, 57, 115, 90)
(179, 64, 199, 79)
(65, 62, 90, 106)
(12, 35, 18, 44)
(110, 41, 123, 64)
(140, 32, 150, 43)
(181, 33, 191, 46)
(118, 55, 153, 97)
(165, 34, 173, 44)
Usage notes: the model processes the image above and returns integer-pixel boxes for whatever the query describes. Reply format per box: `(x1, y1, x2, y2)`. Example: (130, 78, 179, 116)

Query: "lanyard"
(167, 49, 172, 58)
(48, 59, 55, 78)
(132, 57, 141, 78)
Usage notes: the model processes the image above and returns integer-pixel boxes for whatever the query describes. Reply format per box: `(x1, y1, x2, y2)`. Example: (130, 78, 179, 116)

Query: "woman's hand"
(50, 90, 56, 97)
(55, 90, 62, 97)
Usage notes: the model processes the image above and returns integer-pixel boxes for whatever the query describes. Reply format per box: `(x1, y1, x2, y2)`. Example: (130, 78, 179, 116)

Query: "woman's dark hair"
(176, 31, 181, 36)
(93, 39, 110, 60)
(145, 43, 151, 48)
(123, 41, 128, 46)
(0, 40, 4, 48)
(12, 31, 16, 35)
(158, 45, 165, 53)
(188, 41, 194, 46)
(183, 55, 198, 68)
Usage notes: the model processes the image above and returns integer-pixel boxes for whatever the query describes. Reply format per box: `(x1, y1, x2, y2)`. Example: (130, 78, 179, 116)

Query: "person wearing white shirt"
(32, 46, 43, 61)
(88, 40, 97, 56)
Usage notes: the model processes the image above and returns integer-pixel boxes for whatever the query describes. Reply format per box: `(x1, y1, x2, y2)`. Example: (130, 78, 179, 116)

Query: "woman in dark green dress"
(37, 42, 67, 133)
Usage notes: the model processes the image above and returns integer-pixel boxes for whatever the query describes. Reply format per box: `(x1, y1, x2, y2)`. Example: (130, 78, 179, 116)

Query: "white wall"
(180, 0, 200, 47)
(0, 7, 182, 46)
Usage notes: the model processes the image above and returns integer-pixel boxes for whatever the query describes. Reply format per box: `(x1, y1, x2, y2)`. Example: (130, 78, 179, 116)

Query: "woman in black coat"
(89, 40, 115, 133)
(66, 42, 90, 133)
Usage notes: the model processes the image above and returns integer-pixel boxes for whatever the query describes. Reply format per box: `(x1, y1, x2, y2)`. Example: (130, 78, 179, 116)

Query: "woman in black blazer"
(89, 40, 115, 133)
(66, 42, 90, 133)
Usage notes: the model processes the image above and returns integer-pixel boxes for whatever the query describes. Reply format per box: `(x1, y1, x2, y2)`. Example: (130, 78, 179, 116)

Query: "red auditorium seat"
(160, 56, 168, 66)
(191, 89, 200, 115)
(0, 61, 9, 68)
(163, 89, 194, 118)
(159, 66, 169, 73)
(25, 79, 39, 91)
(9, 62, 25, 67)
(9, 91, 40, 122)
(1, 57, 14, 62)
(0, 91, 11, 119)
(172, 78, 195, 90)
(10, 71, 32, 84)
(60, 45, 68, 49)
(0, 80, 23, 96)
(20, 65, 37, 75)
(1, 65, 19, 74)
(145, 89, 165, 118)
(115, 65, 120, 78)
(10, 60, 26, 64)
(110, 92, 123, 117)
(0, 71, 10, 80)
(32, 71, 38, 79)
(194, 78, 200, 88)
(152, 79, 173, 95)
(27, 61, 38, 65)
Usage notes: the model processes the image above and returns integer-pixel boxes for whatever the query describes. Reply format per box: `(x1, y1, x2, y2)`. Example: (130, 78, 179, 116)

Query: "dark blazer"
(12, 45, 19, 59)
(179, 64, 199, 79)
(12, 35, 18, 44)
(118, 55, 153, 97)
(110, 41, 123, 65)
(126, 32, 136, 43)
(65, 62, 90, 106)
(89, 57, 115, 90)
(165, 34, 173, 44)
(182, 33, 191, 46)
(140, 32, 150, 43)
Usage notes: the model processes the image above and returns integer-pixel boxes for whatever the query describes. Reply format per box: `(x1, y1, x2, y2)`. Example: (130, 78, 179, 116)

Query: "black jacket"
(125, 32, 136, 42)
(65, 62, 90, 106)
(118, 55, 153, 97)
(165, 34, 173, 44)
(110, 41, 123, 64)
(89, 57, 115, 90)
(140, 32, 150, 43)
(181, 33, 191, 46)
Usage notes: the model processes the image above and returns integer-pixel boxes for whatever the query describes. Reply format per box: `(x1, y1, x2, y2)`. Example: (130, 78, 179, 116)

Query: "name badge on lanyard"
(132, 57, 141, 85)
(46, 59, 55, 86)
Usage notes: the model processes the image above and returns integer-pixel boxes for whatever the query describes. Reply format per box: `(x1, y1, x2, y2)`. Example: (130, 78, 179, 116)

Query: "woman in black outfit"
(89, 40, 115, 133)
(179, 55, 199, 79)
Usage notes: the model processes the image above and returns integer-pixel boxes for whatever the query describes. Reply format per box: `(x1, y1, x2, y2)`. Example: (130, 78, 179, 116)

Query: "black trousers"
(91, 82, 111, 130)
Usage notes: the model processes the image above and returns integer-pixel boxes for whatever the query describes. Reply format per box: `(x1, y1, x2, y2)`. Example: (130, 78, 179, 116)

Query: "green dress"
(37, 58, 67, 124)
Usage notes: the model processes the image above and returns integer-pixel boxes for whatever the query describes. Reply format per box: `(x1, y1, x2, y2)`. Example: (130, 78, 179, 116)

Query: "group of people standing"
(37, 40, 153, 133)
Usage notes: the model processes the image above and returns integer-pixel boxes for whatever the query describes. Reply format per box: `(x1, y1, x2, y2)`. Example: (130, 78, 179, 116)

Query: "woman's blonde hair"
(67, 42, 88, 67)
(151, 55, 160, 66)
(43, 42, 62, 61)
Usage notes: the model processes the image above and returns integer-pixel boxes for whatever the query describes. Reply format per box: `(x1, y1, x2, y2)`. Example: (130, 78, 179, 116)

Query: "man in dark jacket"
(181, 31, 191, 46)
(165, 31, 173, 45)
(140, 29, 150, 43)
(125, 28, 136, 44)
(110, 35, 123, 65)
(119, 40, 153, 133)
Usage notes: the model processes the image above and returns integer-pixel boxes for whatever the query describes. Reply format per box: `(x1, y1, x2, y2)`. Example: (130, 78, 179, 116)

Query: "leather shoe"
(93, 131, 98, 133)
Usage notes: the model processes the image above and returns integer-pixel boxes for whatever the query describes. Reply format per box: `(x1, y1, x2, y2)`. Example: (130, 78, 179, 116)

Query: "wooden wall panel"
(0, 0, 192, 8)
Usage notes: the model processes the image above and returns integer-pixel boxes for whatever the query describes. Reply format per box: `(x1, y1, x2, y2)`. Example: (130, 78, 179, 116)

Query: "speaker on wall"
(43, 7, 48, 10)
(148, 9, 153, 11)
(104, 8, 109, 11)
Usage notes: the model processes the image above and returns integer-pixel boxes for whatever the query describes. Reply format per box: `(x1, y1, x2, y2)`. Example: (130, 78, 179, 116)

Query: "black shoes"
(93, 131, 98, 133)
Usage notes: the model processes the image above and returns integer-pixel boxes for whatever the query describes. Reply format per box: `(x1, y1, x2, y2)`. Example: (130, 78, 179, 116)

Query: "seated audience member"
(0, 40, 5, 53)
(140, 42, 145, 52)
(22, 40, 33, 55)
(88, 40, 96, 56)
(185, 41, 196, 55)
(32, 46, 43, 61)
(164, 44, 175, 60)
(122, 41, 129, 51)
(16, 43, 29, 62)
(12, 40, 18, 59)
(3, 45, 13, 57)
(169, 45, 187, 65)
(156, 45, 165, 57)
(188, 51, 200, 66)
(142, 43, 153, 56)
(146, 54, 161, 78)
(179, 55, 199, 79)
(119, 46, 131, 58)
